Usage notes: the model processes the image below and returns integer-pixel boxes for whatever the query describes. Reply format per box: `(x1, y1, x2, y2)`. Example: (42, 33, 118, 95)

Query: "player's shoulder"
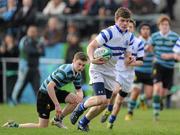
(169, 31, 179, 38)
(101, 25, 115, 34)
(151, 32, 160, 39)
(134, 36, 142, 42)
(58, 64, 71, 73)
(133, 36, 143, 47)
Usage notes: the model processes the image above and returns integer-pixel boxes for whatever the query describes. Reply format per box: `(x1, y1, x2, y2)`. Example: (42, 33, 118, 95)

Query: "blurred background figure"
(43, 17, 63, 46)
(66, 21, 79, 37)
(0, 0, 17, 29)
(0, 0, 7, 14)
(0, 34, 19, 102)
(63, 0, 81, 15)
(12, 0, 37, 40)
(161, 0, 177, 20)
(11, 25, 44, 105)
(81, 0, 99, 16)
(43, 0, 66, 16)
(151, 15, 179, 120)
(129, 0, 157, 14)
(98, 0, 118, 16)
(65, 34, 82, 63)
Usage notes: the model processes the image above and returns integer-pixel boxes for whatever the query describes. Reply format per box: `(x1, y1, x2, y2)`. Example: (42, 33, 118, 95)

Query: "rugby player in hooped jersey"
(151, 15, 179, 121)
(2, 52, 88, 129)
(70, 7, 135, 132)
(105, 19, 144, 129)
(124, 22, 154, 121)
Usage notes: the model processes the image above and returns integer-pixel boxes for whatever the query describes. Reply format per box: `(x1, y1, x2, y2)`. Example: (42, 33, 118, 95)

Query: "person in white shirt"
(43, 0, 66, 16)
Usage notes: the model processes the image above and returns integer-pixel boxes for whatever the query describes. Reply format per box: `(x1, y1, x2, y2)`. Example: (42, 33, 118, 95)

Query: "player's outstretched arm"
(47, 81, 62, 117)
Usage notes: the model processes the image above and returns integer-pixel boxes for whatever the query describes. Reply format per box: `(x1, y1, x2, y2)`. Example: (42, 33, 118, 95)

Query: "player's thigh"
(133, 71, 147, 90)
(89, 70, 104, 85)
(104, 75, 119, 93)
(56, 90, 70, 103)
(36, 91, 52, 120)
(116, 71, 134, 93)
(144, 84, 153, 99)
(153, 63, 163, 84)
(162, 68, 173, 90)
(89, 70, 106, 95)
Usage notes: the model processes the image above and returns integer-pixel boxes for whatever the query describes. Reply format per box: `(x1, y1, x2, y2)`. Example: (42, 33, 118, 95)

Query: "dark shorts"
(153, 63, 174, 89)
(37, 90, 70, 119)
(134, 71, 153, 86)
(92, 82, 112, 99)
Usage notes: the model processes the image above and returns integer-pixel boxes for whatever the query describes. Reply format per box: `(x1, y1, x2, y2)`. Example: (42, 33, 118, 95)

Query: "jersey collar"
(71, 63, 78, 77)
(115, 24, 128, 34)
(159, 30, 171, 37)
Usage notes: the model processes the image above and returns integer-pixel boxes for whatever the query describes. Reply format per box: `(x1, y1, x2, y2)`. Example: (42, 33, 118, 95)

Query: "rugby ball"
(94, 46, 112, 61)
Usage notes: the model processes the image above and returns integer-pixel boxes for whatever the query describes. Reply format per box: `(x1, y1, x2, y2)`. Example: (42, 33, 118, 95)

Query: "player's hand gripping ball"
(94, 46, 112, 61)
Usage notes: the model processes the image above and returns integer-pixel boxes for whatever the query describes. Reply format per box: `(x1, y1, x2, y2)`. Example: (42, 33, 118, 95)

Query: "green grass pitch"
(0, 104, 180, 135)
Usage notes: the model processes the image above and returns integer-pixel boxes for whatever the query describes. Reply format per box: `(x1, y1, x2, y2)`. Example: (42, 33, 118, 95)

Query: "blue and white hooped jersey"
(135, 36, 154, 74)
(173, 37, 180, 54)
(40, 64, 82, 93)
(151, 31, 179, 69)
(116, 36, 144, 72)
(90, 24, 134, 73)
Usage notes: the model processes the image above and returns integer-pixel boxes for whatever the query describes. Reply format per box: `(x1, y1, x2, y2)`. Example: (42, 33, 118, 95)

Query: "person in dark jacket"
(11, 25, 44, 105)
(0, 34, 19, 102)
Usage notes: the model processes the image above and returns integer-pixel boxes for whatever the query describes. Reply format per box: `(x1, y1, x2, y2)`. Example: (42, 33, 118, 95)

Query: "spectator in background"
(0, 34, 19, 102)
(98, 0, 118, 16)
(0, 0, 17, 26)
(0, 0, 7, 14)
(66, 21, 79, 36)
(65, 33, 86, 84)
(43, 17, 63, 46)
(65, 34, 82, 63)
(81, 0, 99, 16)
(129, 0, 156, 14)
(11, 25, 44, 105)
(121, 0, 129, 8)
(43, 0, 66, 16)
(161, 0, 176, 20)
(12, 0, 37, 40)
(33, 0, 49, 12)
(63, 0, 81, 15)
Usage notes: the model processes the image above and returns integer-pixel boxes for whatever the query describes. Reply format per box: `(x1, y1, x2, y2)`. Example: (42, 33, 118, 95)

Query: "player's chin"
(77, 69, 82, 72)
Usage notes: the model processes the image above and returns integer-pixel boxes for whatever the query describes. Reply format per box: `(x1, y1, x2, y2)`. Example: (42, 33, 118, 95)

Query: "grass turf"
(0, 104, 180, 135)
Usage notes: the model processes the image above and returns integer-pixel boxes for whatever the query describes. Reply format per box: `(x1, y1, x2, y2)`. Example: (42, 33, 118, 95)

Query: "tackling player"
(2, 52, 88, 128)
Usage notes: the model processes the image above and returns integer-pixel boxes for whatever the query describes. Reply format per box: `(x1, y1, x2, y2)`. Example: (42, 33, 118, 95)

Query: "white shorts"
(116, 70, 135, 93)
(89, 69, 118, 91)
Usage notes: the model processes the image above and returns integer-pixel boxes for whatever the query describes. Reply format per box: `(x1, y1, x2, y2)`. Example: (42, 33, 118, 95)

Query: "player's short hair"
(115, 7, 132, 20)
(129, 19, 136, 27)
(157, 15, 170, 26)
(73, 52, 88, 62)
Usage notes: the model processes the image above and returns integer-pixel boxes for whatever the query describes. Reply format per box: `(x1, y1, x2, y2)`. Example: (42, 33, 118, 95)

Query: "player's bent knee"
(74, 96, 81, 104)
(98, 96, 108, 105)
(119, 90, 128, 98)
(38, 123, 48, 128)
